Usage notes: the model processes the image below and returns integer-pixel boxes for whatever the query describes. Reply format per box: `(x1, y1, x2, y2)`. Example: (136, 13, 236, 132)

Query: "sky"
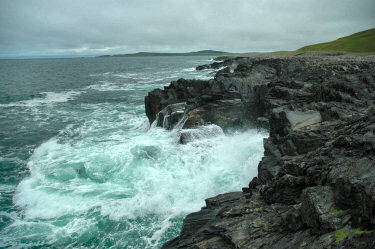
(0, 0, 374, 58)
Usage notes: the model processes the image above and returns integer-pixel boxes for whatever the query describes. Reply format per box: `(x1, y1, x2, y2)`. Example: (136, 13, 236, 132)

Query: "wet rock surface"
(145, 53, 375, 248)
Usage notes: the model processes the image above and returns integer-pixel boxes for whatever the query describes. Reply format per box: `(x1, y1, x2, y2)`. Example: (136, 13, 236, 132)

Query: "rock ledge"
(145, 54, 375, 248)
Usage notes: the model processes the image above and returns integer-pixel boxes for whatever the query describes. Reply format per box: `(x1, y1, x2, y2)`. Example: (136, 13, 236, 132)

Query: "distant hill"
(99, 50, 232, 57)
(296, 28, 375, 53)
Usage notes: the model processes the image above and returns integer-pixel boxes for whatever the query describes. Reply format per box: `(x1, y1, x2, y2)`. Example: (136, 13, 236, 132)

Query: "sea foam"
(13, 121, 267, 247)
(0, 91, 81, 107)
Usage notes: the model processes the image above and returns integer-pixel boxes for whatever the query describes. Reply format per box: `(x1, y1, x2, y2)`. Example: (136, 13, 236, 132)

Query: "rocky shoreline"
(145, 53, 375, 248)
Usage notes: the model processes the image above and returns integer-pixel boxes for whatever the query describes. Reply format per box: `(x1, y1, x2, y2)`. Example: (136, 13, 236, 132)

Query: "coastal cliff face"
(145, 54, 375, 248)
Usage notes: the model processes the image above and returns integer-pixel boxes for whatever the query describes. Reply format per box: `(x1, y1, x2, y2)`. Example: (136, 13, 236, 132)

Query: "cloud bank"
(0, 0, 374, 57)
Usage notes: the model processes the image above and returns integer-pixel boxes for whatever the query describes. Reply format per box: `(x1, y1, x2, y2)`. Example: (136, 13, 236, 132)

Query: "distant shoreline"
(97, 50, 259, 58)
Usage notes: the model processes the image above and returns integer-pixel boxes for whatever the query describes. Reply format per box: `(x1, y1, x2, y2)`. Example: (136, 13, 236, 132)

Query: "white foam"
(138, 78, 166, 84)
(85, 81, 138, 91)
(14, 124, 266, 224)
(0, 91, 82, 107)
(6, 58, 267, 247)
(144, 215, 173, 247)
(0, 213, 97, 248)
(0, 183, 16, 192)
(112, 73, 140, 79)
(182, 67, 196, 72)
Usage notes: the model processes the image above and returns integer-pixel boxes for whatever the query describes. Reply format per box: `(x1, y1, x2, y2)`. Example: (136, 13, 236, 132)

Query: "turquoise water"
(0, 56, 267, 248)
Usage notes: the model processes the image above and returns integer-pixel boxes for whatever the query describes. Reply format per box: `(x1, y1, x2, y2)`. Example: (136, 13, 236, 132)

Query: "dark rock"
(179, 125, 224, 144)
(155, 102, 187, 130)
(332, 232, 375, 249)
(195, 58, 235, 71)
(145, 54, 375, 248)
(284, 203, 304, 231)
(145, 78, 210, 124)
(301, 186, 351, 234)
(183, 99, 247, 130)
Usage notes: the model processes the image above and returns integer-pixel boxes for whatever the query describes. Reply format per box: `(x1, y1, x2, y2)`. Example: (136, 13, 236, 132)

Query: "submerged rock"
(145, 54, 375, 248)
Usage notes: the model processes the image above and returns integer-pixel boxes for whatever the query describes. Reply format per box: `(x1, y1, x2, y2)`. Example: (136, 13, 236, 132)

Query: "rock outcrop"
(145, 53, 375, 248)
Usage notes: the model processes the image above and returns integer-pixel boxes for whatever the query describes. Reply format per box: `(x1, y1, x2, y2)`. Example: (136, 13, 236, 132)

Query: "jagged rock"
(195, 60, 230, 70)
(332, 232, 375, 249)
(284, 203, 304, 231)
(145, 79, 210, 124)
(146, 81, 249, 131)
(156, 102, 187, 130)
(301, 186, 351, 233)
(179, 125, 224, 144)
(183, 99, 247, 130)
(144, 54, 375, 248)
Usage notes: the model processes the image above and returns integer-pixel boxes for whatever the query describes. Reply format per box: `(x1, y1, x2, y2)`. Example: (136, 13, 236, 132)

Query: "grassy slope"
(297, 28, 375, 53)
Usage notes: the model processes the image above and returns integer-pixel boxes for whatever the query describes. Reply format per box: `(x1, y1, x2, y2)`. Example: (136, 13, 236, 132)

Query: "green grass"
(297, 28, 375, 53)
(329, 205, 344, 215)
(335, 226, 373, 243)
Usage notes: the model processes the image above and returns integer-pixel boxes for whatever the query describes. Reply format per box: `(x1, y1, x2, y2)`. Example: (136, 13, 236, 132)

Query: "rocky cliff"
(145, 53, 375, 248)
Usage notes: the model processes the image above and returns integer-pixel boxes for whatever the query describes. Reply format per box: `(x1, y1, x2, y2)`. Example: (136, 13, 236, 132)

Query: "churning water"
(0, 56, 267, 248)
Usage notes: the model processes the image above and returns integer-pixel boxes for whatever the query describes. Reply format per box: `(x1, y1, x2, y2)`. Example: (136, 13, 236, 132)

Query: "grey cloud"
(0, 0, 374, 57)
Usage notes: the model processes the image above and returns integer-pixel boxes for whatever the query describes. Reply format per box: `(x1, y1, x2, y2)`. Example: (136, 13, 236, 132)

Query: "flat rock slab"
(285, 110, 322, 131)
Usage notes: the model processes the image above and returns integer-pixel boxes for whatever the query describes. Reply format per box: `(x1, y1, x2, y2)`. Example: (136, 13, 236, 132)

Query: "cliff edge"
(145, 53, 375, 248)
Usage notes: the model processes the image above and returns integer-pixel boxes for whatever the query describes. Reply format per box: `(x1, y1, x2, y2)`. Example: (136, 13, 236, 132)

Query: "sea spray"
(11, 123, 266, 248)
(0, 56, 267, 248)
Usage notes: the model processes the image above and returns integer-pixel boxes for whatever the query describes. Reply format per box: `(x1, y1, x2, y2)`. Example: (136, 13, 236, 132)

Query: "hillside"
(99, 50, 232, 57)
(297, 28, 375, 53)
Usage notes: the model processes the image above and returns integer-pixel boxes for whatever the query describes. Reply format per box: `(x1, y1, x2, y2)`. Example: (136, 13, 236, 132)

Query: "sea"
(0, 56, 267, 248)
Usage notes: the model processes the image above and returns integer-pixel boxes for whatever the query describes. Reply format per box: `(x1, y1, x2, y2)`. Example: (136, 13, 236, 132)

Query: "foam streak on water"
(0, 56, 267, 248)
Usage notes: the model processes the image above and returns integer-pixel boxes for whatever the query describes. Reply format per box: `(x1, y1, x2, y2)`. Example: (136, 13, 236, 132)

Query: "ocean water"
(0, 56, 267, 248)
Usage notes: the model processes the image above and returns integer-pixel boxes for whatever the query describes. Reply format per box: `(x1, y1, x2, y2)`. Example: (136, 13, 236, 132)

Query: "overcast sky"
(0, 0, 374, 58)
